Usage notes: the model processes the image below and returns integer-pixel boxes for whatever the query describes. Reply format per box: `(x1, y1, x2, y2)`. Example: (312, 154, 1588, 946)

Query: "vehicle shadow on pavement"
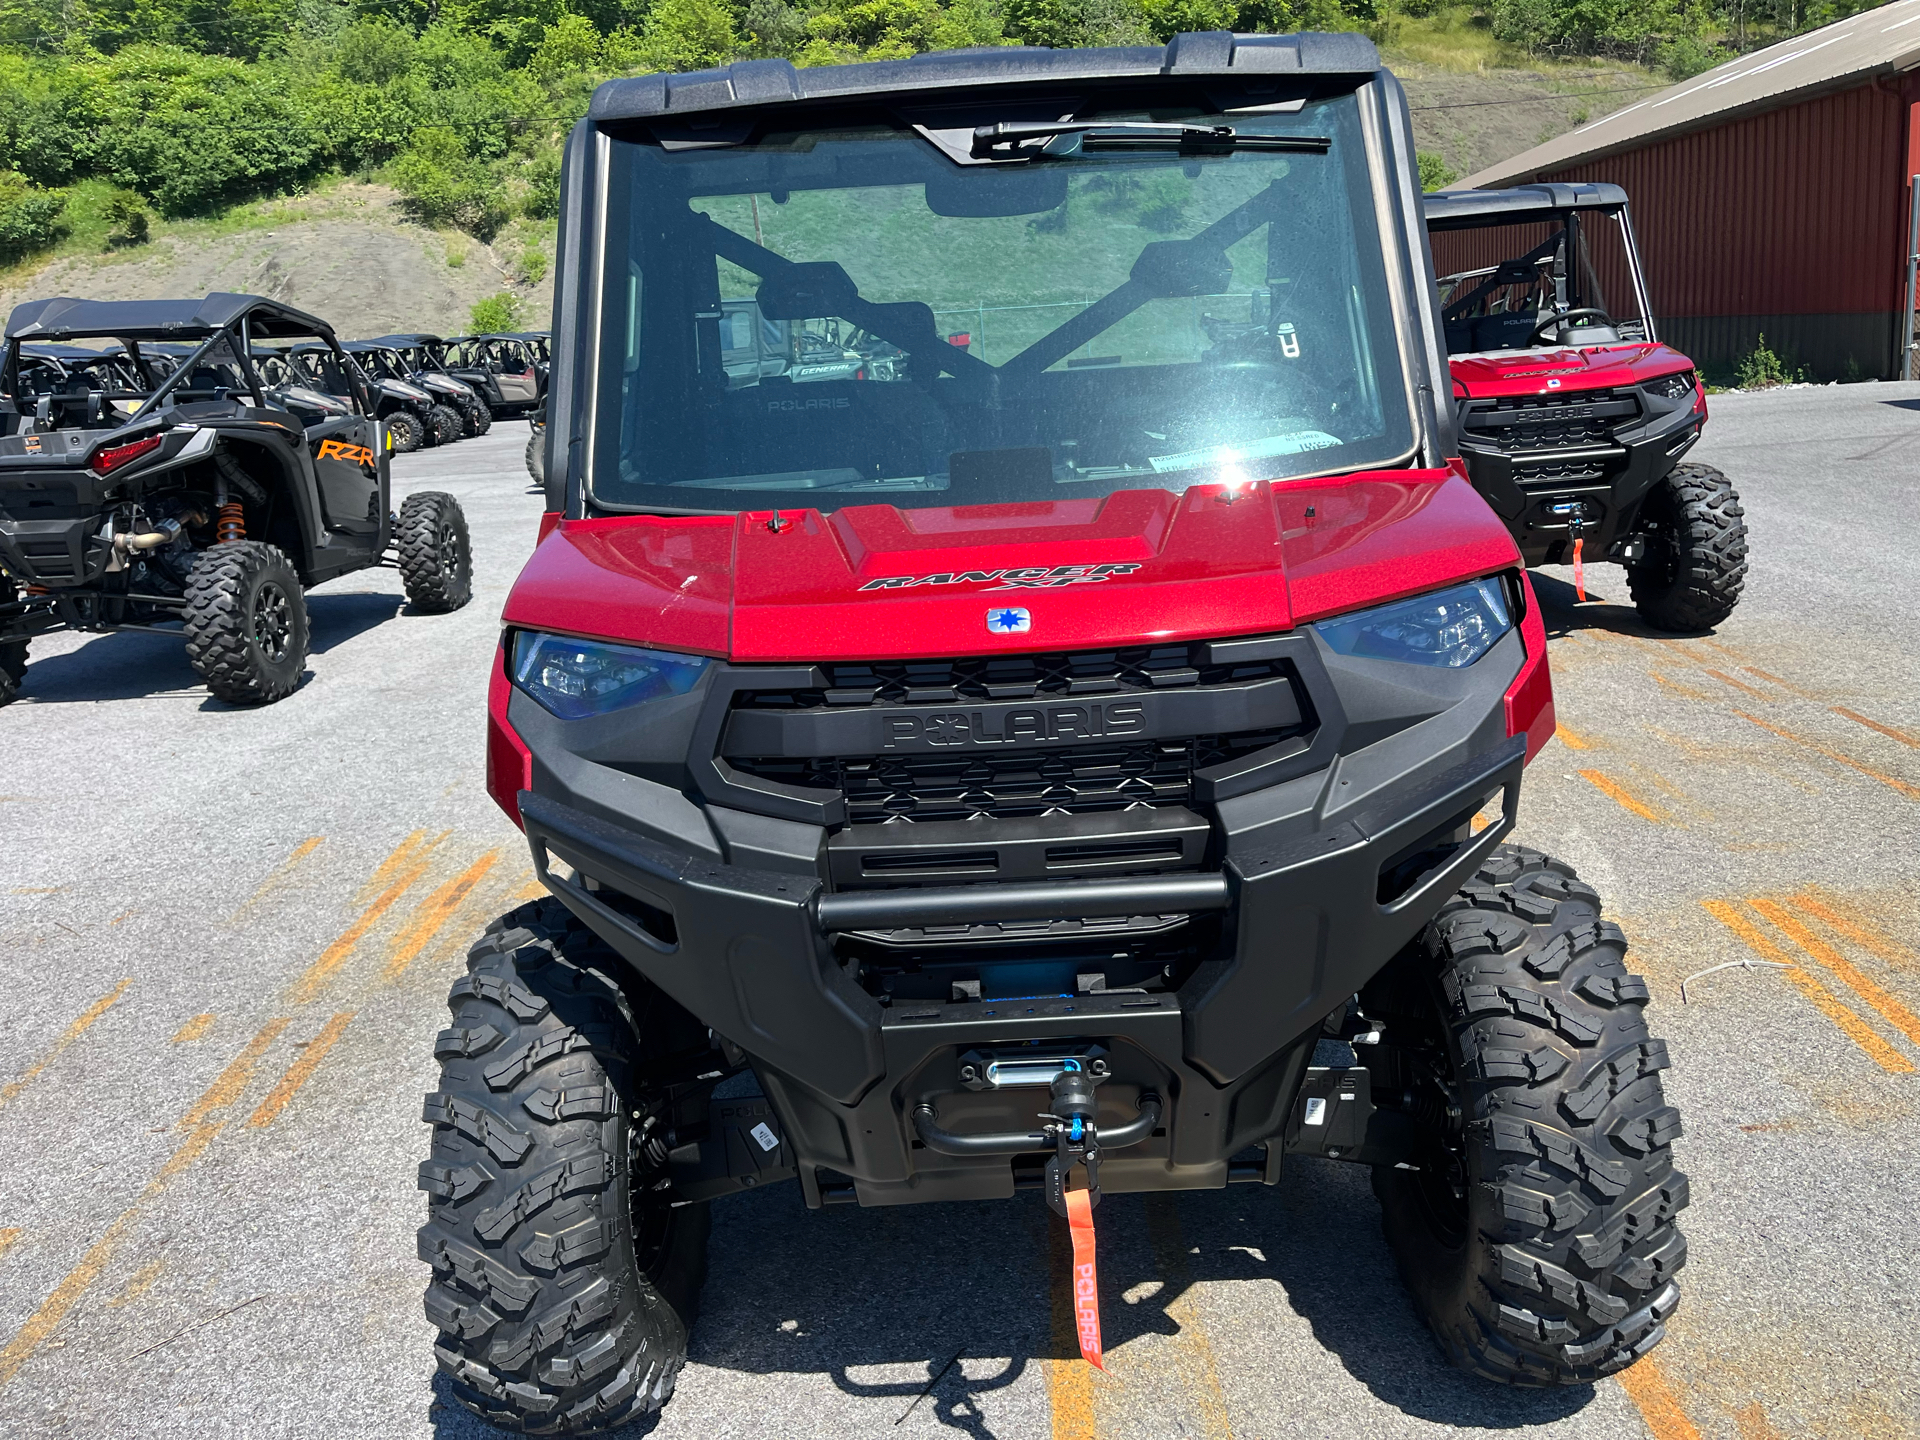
(1529, 570, 1717, 643)
(418, 1164, 1593, 1438)
(306, 590, 404, 651)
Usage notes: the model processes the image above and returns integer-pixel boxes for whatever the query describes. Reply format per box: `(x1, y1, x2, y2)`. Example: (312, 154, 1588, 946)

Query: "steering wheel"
(1531, 307, 1612, 342)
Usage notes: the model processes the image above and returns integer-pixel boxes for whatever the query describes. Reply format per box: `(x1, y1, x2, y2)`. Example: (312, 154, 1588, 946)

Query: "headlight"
(1315, 578, 1514, 668)
(511, 632, 710, 719)
(1646, 371, 1695, 402)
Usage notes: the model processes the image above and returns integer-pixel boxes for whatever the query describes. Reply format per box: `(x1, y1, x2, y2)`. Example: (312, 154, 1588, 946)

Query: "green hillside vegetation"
(0, 0, 1901, 279)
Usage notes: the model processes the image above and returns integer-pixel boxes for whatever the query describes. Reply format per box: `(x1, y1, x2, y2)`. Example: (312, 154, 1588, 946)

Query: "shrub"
(0, 170, 65, 261)
(1734, 333, 1798, 389)
(103, 190, 150, 247)
(469, 291, 523, 332)
(389, 128, 509, 238)
(636, 0, 740, 72)
(517, 243, 548, 284)
(1417, 151, 1460, 192)
(521, 149, 562, 220)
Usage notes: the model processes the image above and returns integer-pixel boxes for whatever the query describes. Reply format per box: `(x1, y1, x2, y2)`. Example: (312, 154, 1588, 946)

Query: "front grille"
(1462, 390, 1638, 456)
(732, 729, 1296, 824)
(734, 643, 1286, 709)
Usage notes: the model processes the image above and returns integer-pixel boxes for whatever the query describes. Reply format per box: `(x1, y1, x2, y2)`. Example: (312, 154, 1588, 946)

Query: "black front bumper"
(517, 724, 1524, 1207)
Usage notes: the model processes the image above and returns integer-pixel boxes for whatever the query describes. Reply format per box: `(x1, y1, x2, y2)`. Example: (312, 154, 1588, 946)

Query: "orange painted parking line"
(1555, 724, 1593, 750)
(1702, 901, 1913, 1075)
(1733, 711, 1920, 799)
(1791, 892, 1918, 973)
(169, 1014, 214, 1044)
(1742, 666, 1821, 699)
(248, 1013, 354, 1128)
(383, 851, 501, 981)
(1751, 898, 1920, 1048)
(228, 836, 324, 921)
(0, 1229, 21, 1261)
(1578, 770, 1669, 823)
(357, 829, 434, 900)
(1616, 1355, 1702, 1440)
(1733, 1400, 1787, 1439)
(0, 979, 133, 1112)
(178, 1018, 289, 1132)
(1144, 1195, 1237, 1440)
(289, 842, 442, 1002)
(1831, 706, 1919, 749)
(1703, 668, 1773, 700)
(0, 1018, 286, 1390)
(1650, 671, 1718, 702)
(1046, 1212, 1098, 1440)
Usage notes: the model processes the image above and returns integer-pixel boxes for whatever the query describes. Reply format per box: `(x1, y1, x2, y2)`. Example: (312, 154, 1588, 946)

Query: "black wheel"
(0, 575, 26, 706)
(1362, 844, 1688, 1386)
(1626, 463, 1747, 631)
(386, 410, 425, 455)
(397, 490, 473, 613)
(182, 541, 309, 705)
(427, 403, 465, 447)
(420, 899, 709, 1434)
(464, 400, 493, 437)
(526, 427, 547, 489)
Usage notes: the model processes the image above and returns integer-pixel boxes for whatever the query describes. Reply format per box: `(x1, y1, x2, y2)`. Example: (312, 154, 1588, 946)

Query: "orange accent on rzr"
(216, 501, 246, 543)
(1064, 1187, 1104, 1371)
(317, 439, 376, 467)
(1573, 536, 1586, 602)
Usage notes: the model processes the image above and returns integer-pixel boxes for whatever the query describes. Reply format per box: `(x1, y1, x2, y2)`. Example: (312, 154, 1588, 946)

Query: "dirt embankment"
(0, 186, 555, 340)
(1398, 61, 1660, 183)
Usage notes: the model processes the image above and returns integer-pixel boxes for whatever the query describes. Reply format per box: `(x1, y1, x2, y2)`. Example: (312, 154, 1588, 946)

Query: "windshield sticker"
(860, 563, 1141, 593)
(1148, 431, 1340, 474)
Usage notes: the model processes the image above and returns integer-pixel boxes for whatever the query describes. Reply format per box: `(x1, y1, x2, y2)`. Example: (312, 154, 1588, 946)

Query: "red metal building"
(1463, 0, 1920, 380)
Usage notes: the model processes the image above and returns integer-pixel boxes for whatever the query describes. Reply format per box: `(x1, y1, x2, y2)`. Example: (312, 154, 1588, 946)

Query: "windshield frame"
(578, 78, 1432, 517)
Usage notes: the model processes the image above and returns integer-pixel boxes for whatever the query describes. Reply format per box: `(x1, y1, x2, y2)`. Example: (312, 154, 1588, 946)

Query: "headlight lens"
(511, 632, 710, 719)
(1316, 578, 1514, 668)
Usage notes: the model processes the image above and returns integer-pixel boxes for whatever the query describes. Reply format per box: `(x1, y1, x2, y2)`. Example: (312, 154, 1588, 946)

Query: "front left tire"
(1627, 463, 1748, 631)
(1363, 845, 1688, 1386)
(421, 900, 709, 1434)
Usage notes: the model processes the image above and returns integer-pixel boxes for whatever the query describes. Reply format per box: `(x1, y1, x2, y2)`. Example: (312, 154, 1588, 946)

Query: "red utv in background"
(1426, 184, 1747, 630)
(422, 40, 1691, 1433)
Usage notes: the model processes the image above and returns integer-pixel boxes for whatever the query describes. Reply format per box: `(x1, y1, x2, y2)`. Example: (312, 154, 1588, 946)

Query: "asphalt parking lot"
(2, 386, 1917, 1440)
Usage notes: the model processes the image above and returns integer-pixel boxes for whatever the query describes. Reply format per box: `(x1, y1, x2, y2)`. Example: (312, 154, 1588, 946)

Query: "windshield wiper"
(972, 122, 1330, 160)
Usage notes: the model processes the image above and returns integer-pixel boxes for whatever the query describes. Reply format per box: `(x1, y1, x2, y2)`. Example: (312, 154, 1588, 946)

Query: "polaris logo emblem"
(860, 563, 1141, 593)
(987, 607, 1030, 634)
(882, 702, 1146, 749)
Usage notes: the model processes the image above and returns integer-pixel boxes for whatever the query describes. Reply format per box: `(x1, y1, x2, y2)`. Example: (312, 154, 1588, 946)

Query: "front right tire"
(1364, 845, 1688, 1386)
(421, 900, 708, 1434)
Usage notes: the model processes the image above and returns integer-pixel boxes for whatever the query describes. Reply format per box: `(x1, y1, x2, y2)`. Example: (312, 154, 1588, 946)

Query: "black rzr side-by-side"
(0, 293, 474, 707)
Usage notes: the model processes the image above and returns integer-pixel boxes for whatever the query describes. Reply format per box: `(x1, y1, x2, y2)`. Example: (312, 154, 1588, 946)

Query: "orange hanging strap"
(1572, 535, 1586, 603)
(1064, 1187, 1105, 1371)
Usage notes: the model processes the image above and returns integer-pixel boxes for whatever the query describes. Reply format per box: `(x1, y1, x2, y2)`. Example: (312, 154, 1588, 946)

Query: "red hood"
(503, 472, 1520, 661)
(1450, 341, 1694, 399)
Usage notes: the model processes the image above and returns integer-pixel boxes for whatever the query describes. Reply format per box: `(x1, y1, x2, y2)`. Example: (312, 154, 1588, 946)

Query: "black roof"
(5, 293, 335, 343)
(19, 341, 126, 360)
(1423, 183, 1632, 230)
(447, 332, 549, 344)
(365, 333, 444, 347)
(587, 32, 1381, 125)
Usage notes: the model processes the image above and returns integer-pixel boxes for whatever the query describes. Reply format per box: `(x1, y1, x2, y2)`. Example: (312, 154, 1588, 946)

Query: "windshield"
(1430, 210, 1649, 355)
(590, 91, 1414, 514)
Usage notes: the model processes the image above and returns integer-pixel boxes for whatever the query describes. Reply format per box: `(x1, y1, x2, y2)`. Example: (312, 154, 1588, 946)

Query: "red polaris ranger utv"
(1425, 184, 1746, 630)
(422, 36, 1688, 1431)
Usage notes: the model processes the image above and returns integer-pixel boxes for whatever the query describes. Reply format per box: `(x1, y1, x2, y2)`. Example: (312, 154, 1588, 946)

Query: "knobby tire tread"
(1368, 843, 1688, 1386)
(181, 540, 308, 705)
(421, 898, 701, 1434)
(397, 491, 473, 614)
(1628, 463, 1747, 631)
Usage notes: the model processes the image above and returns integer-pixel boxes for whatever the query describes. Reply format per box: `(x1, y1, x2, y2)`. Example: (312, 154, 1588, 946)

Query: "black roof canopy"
(1423, 183, 1632, 231)
(586, 32, 1382, 127)
(365, 332, 445, 347)
(5, 292, 336, 343)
